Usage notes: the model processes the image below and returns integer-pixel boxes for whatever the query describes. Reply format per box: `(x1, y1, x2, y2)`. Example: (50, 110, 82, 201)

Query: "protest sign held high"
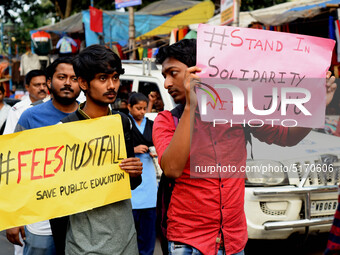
(0, 114, 131, 231)
(196, 23, 335, 128)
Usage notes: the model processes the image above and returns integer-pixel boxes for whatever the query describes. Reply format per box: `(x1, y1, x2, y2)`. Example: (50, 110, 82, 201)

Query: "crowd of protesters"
(0, 40, 338, 255)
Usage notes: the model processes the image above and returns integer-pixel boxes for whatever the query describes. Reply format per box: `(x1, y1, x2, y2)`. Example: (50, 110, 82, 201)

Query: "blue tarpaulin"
(35, 10, 169, 47)
(82, 10, 170, 46)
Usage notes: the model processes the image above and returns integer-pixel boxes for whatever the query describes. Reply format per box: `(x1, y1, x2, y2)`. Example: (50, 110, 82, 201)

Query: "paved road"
(0, 231, 14, 255)
(245, 233, 328, 255)
(0, 230, 328, 255)
(0, 230, 162, 255)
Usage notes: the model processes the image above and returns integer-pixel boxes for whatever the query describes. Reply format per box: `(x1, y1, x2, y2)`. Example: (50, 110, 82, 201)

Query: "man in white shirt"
(20, 47, 41, 76)
(0, 85, 11, 134)
(3, 69, 48, 135)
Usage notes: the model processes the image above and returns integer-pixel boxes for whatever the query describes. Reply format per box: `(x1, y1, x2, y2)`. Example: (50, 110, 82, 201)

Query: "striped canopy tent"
(248, 0, 340, 26)
(204, 0, 340, 27)
(137, 0, 202, 16)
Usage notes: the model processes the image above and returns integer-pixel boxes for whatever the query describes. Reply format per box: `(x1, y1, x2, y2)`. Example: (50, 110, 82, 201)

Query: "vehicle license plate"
(311, 200, 338, 215)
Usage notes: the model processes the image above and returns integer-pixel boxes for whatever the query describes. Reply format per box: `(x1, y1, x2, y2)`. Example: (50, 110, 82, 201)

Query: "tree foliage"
(209, 0, 287, 12)
(0, 0, 159, 53)
(240, 0, 288, 11)
(0, 0, 55, 53)
(53, 0, 160, 18)
(0, 0, 288, 53)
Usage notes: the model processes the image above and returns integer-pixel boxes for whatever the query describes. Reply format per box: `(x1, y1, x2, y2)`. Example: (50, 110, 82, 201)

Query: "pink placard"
(196, 24, 335, 128)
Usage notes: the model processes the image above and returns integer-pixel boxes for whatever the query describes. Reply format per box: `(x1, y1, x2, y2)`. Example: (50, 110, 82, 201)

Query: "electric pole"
(128, 6, 136, 60)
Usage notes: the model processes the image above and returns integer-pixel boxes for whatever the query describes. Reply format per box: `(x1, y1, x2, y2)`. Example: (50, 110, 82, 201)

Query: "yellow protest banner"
(0, 114, 131, 231)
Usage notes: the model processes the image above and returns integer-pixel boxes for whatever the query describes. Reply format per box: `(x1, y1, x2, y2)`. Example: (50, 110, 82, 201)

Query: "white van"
(117, 59, 175, 120)
(245, 128, 340, 239)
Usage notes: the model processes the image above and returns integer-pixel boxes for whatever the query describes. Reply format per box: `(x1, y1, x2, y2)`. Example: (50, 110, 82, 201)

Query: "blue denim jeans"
(23, 227, 56, 255)
(168, 241, 245, 255)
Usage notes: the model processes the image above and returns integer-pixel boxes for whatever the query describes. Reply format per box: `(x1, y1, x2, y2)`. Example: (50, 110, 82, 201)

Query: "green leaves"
(240, 0, 288, 11)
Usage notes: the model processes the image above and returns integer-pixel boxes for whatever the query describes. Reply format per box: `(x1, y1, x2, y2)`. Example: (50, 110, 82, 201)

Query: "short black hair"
(25, 69, 46, 86)
(0, 85, 4, 94)
(46, 56, 74, 80)
(73, 45, 124, 85)
(248, 21, 264, 28)
(128, 92, 149, 107)
(156, 39, 196, 67)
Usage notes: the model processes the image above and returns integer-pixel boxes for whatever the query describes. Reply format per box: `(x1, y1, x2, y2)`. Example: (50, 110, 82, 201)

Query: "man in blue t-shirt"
(6, 56, 81, 255)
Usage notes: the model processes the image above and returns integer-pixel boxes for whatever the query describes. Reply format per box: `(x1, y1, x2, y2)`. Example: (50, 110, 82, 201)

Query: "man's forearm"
(161, 107, 192, 179)
(286, 127, 312, 146)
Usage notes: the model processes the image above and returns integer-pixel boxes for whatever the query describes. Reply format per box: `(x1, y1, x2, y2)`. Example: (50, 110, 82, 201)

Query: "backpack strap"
(111, 110, 141, 190)
(243, 124, 253, 159)
(170, 104, 185, 127)
(0, 120, 6, 135)
(112, 110, 133, 136)
(60, 111, 82, 123)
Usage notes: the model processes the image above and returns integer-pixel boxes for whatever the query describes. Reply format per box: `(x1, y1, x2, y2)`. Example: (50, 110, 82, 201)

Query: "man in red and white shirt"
(152, 39, 337, 255)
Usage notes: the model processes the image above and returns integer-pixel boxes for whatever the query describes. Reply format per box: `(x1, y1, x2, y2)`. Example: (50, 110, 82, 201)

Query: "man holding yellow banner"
(59, 45, 142, 255)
